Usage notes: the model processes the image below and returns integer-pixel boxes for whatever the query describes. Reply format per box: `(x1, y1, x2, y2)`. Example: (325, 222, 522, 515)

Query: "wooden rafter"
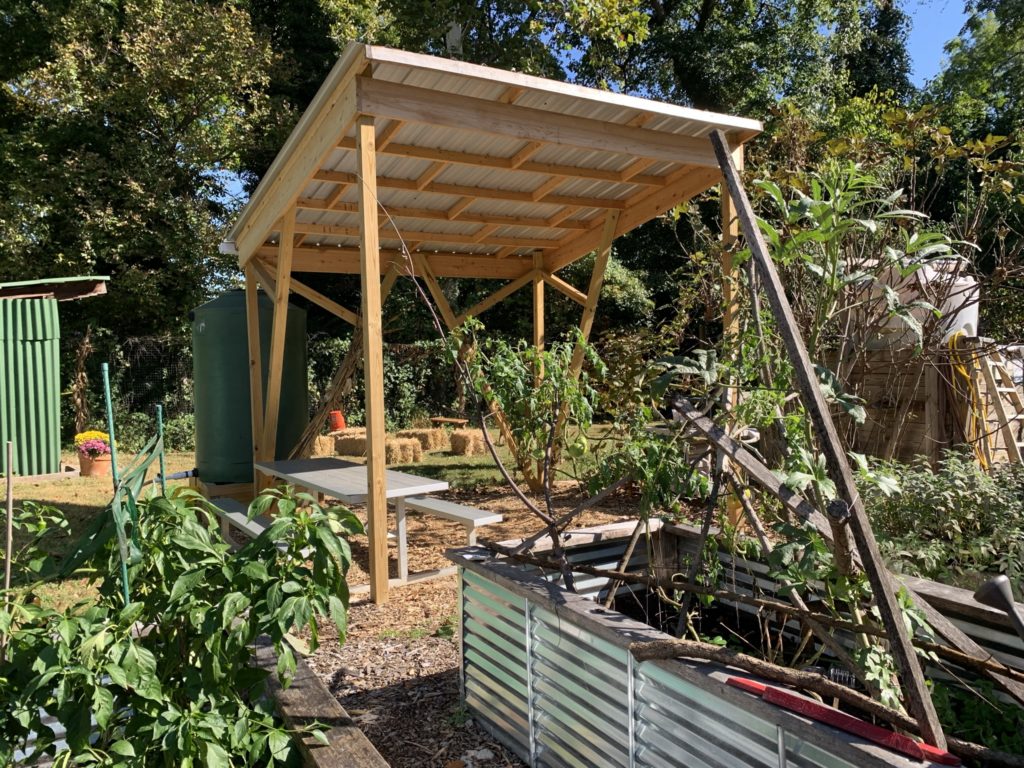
(287, 221, 558, 249)
(355, 77, 720, 167)
(257, 246, 534, 279)
(545, 164, 721, 273)
(311, 169, 627, 210)
(297, 198, 591, 230)
(375, 119, 404, 150)
(335, 137, 667, 186)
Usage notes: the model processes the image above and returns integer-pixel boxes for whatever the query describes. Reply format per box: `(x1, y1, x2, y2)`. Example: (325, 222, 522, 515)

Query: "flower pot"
(79, 453, 112, 478)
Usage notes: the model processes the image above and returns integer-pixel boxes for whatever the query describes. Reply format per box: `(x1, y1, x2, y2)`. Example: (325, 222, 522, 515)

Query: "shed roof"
(224, 43, 762, 279)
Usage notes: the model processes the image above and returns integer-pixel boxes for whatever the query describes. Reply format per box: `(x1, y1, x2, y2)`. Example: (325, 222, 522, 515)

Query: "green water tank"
(192, 290, 308, 484)
(0, 298, 61, 476)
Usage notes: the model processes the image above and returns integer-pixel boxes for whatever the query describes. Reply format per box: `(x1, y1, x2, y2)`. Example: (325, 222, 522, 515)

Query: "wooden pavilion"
(220, 43, 762, 603)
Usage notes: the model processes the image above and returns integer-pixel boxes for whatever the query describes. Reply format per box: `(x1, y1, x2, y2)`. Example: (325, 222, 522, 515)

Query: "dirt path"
(307, 481, 638, 767)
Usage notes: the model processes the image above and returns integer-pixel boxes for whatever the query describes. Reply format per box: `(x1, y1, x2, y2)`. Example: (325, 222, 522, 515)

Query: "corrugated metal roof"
(225, 42, 761, 279)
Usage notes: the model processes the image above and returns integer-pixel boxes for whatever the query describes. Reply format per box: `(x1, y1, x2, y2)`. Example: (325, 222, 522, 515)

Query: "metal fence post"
(524, 598, 538, 768)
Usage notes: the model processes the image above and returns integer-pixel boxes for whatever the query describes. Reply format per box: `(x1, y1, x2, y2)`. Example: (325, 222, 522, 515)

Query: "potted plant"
(74, 430, 112, 477)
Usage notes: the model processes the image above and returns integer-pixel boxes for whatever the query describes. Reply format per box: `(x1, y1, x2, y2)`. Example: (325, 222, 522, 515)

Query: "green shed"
(0, 276, 108, 476)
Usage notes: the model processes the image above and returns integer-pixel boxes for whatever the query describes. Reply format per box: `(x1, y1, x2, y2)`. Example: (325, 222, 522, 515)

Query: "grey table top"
(254, 457, 448, 504)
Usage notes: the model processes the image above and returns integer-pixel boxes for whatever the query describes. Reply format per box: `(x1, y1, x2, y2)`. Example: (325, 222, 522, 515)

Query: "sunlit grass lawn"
(13, 424, 619, 610)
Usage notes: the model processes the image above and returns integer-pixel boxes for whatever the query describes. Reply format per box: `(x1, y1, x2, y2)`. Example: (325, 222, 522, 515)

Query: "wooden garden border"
(255, 637, 388, 768)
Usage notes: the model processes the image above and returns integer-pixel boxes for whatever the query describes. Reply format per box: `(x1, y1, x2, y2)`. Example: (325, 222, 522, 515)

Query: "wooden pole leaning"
(357, 115, 390, 604)
(709, 129, 946, 749)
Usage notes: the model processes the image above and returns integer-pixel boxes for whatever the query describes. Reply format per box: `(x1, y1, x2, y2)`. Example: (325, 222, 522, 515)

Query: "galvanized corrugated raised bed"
(448, 522, 1007, 768)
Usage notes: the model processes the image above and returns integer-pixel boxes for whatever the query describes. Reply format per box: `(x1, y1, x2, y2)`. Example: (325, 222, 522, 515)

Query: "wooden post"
(711, 129, 946, 749)
(245, 265, 265, 487)
(259, 211, 295, 478)
(532, 252, 545, 354)
(569, 210, 619, 377)
(721, 146, 744, 527)
(357, 115, 389, 604)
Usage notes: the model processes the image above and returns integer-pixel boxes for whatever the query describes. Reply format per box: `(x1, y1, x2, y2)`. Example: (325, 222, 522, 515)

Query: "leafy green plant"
(1, 486, 361, 766)
(865, 451, 1024, 589)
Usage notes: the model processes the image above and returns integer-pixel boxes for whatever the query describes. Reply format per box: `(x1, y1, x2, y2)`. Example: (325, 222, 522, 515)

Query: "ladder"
(979, 348, 1024, 464)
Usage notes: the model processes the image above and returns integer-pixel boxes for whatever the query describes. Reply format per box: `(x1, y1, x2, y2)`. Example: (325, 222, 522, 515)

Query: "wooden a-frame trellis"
(220, 43, 762, 605)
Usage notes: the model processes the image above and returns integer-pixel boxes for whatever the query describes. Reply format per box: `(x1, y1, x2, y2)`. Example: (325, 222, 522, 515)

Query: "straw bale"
(385, 437, 422, 465)
(311, 435, 337, 457)
(396, 428, 447, 452)
(450, 429, 485, 456)
(334, 433, 367, 456)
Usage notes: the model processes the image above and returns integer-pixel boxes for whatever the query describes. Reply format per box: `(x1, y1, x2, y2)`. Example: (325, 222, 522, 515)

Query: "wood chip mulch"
(305, 481, 640, 767)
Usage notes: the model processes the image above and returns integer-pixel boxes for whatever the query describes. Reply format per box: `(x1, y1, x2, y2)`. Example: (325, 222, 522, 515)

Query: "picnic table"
(253, 457, 448, 582)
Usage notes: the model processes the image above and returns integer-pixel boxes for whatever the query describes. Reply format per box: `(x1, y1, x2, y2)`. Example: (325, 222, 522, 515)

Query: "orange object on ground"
(328, 410, 346, 431)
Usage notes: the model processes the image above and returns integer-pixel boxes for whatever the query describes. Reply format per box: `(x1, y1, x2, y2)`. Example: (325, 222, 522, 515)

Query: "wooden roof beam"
(312, 169, 626, 209)
(355, 76, 718, 167)
(545, 164, 722, 273)
(334, 136, 667, 186)
(296, 197, 591, 230)
(257, 245, 534, 279)
(376, 119, 404, 150)
(446, 197, 474, 220)
(291, 221, 557, 249)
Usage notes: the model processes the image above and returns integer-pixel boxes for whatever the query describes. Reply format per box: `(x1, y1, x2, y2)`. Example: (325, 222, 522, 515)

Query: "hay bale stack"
(450, 428, 485, 456)
(311, 435, 337, 457)
(396, 428, 447, 452)
(385, 437, 422, 465)
(334, 428, 367, 456)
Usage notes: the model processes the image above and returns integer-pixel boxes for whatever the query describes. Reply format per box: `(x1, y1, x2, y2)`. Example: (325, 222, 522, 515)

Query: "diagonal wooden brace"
(710, 129, 946, 748)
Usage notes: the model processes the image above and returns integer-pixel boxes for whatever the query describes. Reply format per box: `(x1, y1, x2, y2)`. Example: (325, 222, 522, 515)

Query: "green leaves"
(0, 485, 359, 765)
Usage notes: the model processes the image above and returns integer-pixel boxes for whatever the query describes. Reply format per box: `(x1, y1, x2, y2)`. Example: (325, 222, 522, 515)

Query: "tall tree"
(0, 0, 271, 335)
(842, 0, 914, 101)
(929, 0, 1024, 137)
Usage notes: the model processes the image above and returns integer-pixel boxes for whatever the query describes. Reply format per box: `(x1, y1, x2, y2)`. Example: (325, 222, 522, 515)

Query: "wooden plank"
(356, 77, 719, 167)
(720, 144, 742, 341)
(533, 252, 545, 353)
(258, 246, 534, 280)
(288, 276, 359, 326)
(296, 199, 591, 230)
(376, 118, 404, 150)
(541, 271, 587, 305)
(412, 255, 457, 329)
(545, 165, 722, 273)
(260, 210, 296, 468)
(569, 210, 619, 377)
(312, 169, 627, 210)
(454, 271, 537, 326)
(244, 266, 265, 476)
(292, 220, 558, 249)
(710, 129, 946, 749)
(335, 137, 666, 185)
(415, 160, 447, 190)
(357, 116, 389, 605)
(232, 46, 364, 263)
(254, 638, 389, 767)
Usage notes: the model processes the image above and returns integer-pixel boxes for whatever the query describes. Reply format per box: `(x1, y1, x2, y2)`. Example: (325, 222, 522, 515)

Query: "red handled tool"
(726, 677, 960, 766)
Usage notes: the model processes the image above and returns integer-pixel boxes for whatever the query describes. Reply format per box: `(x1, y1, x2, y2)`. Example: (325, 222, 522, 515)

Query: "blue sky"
(905, 0, 969, 86)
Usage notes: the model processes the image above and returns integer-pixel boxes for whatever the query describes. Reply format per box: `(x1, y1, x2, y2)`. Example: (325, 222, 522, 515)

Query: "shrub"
(0, 486, 361, 766)
(864, 451, 1024, 590)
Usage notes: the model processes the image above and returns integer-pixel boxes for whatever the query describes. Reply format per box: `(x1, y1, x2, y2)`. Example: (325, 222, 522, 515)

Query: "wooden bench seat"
(393, 496, 502, 582)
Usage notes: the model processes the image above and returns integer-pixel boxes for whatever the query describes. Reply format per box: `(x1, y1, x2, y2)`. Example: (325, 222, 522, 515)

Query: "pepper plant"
(0, 486, 361, 767)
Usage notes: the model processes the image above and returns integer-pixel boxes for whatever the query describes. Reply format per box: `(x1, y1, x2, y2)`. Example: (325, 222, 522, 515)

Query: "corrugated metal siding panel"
(532, 606, 631, 767)
(462, 568, 532, 762)
(0, 298, 61, 476)
(634, 661, 860, 768)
